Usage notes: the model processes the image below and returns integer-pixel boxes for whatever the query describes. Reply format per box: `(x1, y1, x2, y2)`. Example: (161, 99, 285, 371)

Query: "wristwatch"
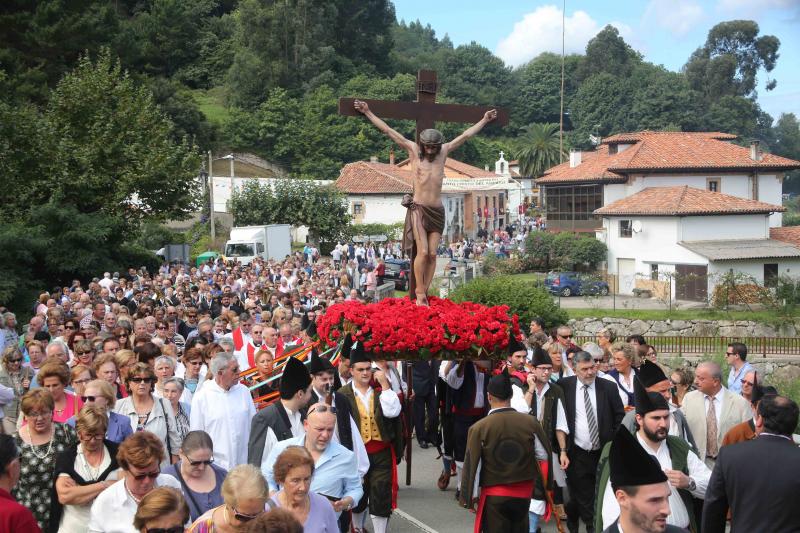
(688, 478, 696, 491)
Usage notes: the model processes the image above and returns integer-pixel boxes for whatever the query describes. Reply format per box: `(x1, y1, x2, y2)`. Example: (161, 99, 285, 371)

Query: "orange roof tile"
(396, 157, 498, 179)
(536, 131, 800, 185)
(770, 227, 800, 248)
(335, 161, 413, 194)
(594, 186, 785, 216)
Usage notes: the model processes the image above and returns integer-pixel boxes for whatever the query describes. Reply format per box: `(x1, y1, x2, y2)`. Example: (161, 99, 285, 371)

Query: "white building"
(596, 185, 800, 300)
(335, 155, 519, 241)
(535, 131, 800, 300)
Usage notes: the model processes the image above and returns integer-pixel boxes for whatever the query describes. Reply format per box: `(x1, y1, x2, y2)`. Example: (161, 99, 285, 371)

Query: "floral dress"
(13, 423, 77, 531)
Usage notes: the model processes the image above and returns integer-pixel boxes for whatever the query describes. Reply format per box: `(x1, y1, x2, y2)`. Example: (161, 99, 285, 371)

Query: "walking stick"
(405, 361, 413, 486)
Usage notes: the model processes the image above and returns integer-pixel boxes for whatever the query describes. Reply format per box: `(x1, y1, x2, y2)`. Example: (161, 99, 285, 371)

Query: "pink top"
(53, 393, 82, 423)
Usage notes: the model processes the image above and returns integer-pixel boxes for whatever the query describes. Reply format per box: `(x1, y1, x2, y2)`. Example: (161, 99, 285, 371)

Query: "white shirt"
(530, 383, 569, 434)
(601, 433, 712, 529)
(114, 396, 181, 466)
(58, 445, 117, 533)
(189, 380, 256, 470)
(353, 384, 402, 418)
(445, 364, 486, 409)
(704, 387, 725, 423)
(258, 404, 305, 474)
(88, 475, 182, 533)
(574, 379, 599, 451)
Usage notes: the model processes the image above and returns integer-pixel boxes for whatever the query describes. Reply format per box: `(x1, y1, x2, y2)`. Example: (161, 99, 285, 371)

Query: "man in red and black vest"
(446, 357, 491, 501)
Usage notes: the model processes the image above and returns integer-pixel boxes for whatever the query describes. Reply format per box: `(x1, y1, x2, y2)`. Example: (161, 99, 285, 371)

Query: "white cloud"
(643, 0, 705, 36)
(718, 0, 798, 12)
(495, 5, 635, 67)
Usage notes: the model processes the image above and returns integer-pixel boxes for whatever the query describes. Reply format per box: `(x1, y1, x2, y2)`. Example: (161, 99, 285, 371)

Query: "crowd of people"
(0, 250, 798, 533)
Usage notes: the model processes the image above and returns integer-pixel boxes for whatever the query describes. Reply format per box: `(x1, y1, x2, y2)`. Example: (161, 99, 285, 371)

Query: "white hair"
(210, 352, 235, 375)
(154, 356, 176, 370)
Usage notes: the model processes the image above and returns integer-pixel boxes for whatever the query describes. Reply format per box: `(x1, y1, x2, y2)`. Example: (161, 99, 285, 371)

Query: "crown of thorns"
(419, 129, 444, 145)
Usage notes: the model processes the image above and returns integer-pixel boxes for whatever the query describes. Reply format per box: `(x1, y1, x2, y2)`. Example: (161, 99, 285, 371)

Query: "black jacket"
(412, 360, 440, 397)
(702, 434, 800, 533)
(557, 376, 625, 451)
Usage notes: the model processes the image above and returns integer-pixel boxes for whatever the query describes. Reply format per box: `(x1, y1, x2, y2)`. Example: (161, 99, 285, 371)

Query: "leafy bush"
(482, 254, 528, 276)
(449, 276, 568, 328)
(348, 222, 403, 241)
(525, 231, 606, 271)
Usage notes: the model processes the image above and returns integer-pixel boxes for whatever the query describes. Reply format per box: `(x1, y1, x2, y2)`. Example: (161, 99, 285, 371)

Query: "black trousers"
(566, 446, 601, 533)
(453, 414, 483, 462)
(481, 495, 529, 533)
(353, 446, 393, 517)
(413, 391, 439, 444)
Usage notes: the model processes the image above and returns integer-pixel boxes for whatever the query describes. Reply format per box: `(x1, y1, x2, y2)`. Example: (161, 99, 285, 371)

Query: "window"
(707, 178, 720, 192)
(619, 220, 633, 238)
(353, 202, 363, 215)
(650, 263, 659, 281)
(257, 243, 265, 254)
(543, 184, 602, 221)
(764, 263, 778, 288)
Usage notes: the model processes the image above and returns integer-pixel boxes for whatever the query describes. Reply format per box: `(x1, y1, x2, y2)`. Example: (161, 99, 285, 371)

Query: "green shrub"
(449, 275, 568, 328)
(482, 254, 527, 276)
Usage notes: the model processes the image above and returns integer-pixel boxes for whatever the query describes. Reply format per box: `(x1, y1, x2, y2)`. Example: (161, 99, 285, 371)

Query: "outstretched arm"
(354, 100, 416, 153)
(445, 109, 497, 152)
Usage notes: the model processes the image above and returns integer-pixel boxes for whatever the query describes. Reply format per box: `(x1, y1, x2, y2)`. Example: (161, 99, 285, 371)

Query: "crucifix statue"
(339, 70, 508, 305)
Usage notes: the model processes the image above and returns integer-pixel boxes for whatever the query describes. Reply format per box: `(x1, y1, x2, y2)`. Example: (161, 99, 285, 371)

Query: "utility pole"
(208, 150, 215, 243)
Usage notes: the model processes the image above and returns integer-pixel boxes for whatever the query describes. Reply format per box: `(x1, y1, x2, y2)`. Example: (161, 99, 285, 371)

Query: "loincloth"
(401, 196, 444, 297)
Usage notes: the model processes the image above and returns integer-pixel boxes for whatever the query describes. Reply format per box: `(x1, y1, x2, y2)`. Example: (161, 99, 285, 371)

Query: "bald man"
(263, 403, 363, 515)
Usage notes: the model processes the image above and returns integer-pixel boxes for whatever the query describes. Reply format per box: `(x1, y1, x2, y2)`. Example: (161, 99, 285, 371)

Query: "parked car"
(545, 271, 609, 297)
(382, 259, 411, 291)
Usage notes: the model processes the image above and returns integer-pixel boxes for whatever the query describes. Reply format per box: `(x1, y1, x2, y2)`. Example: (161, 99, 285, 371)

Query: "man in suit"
(679, 361, 751, 469)
(558, 351, 625, 533)
(460, 369, 550, 533)
(702, 394, 800, 533)
(604, 427, 686, 533)
(411, 359, 440, 448)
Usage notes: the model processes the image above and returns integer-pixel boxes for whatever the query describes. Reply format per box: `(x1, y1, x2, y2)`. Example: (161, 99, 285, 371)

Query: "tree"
(509, 52, 583, 128)
(439, 43, 512, 108)
(775, 113, 800, 194)
(578, 25, 641, 81)
(684, 20, 780, 100)
(40, 50, 200, 231)
(515, 123, 565, 178)
(569, 73, 634, 147)
(228, 179, 351, 243)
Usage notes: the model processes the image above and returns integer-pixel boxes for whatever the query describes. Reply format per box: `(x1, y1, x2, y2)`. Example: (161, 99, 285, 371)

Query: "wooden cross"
(338, 69, 509, 142)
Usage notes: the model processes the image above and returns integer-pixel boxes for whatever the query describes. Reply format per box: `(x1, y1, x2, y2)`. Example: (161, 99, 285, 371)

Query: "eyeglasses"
(231, 507, 263, 523)
(145, 527, 184, 533)
(80, 433, 104, 441)
(186, 360, 202, 366)
(308, 404, 338, 415)
(187, 457, 215, 467)
(73, 378, 92, 386)
(81, 395, 99, 402)
(129, 469, 161, 481)
(26, 411, 53, 419)
(130, 377, 154, 384)
(741, 380, 755, 386)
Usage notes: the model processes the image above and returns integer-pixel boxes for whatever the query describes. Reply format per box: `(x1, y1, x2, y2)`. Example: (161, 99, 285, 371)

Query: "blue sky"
(393, 0, 800, 120)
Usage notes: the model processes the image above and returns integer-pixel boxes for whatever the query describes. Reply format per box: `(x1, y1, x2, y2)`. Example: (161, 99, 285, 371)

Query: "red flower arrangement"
(317, 296, 521, 360)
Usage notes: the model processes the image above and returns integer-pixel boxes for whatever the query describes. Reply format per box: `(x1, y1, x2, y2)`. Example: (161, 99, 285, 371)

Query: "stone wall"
(568, 317, 798, 338)
(675, 357, 800, 383)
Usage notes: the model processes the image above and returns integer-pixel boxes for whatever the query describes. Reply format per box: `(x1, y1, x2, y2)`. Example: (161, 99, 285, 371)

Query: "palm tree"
(516, 123, 566, 178)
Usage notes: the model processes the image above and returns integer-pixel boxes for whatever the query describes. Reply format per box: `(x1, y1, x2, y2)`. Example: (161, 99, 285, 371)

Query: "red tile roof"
(335, 161, 412, 194)
(594, 186, 785, 216)
(337, 157, 498, 194)
(537, 131, 800, 184)
(770, 227, 800, 248)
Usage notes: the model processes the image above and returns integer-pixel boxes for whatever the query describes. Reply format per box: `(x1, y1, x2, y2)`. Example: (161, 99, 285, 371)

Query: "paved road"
(364, 440, 561, 533)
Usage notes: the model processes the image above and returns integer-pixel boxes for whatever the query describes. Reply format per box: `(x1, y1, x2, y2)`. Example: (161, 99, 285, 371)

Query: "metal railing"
(575, 335, 800, 358)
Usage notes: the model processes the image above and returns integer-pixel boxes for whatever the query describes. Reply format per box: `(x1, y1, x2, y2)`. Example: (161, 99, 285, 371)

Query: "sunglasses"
(64, 325, 76, 330)
(129, 469, 161, 481)
(308, 404, 338, 415)
(157, 326, 168, 330)
(742, 380, 755, 386)
(80, 395, 99, 402)
(76, 351, 93, 356)
(146, 527, 184, 533)
(187, 457, 214, 467)
(559, 334, 573, 339)
(130, 377, 154, 384)
(7, 358, 22, 363)
(231, 507, 262, 523)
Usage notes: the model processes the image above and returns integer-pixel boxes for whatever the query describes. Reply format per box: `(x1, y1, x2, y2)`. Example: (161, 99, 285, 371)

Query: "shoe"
(554, 504, 567, 521)
(419, 441, 429, 449)
(454, 488, 461, 501)
(437, 469, 451, 490)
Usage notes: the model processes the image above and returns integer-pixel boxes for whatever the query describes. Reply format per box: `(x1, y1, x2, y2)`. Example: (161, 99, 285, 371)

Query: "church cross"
(338, 69, 508, 142)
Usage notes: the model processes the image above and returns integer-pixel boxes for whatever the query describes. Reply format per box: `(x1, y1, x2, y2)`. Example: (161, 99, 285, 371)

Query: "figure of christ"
(354, 100, 497, 305)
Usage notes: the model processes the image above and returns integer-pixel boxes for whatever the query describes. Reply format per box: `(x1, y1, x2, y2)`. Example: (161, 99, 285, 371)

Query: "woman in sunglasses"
(188, 463, 269, 532)
(13, 388, 77, 531)
(0, 346, 34, 434)
(114, 363, 182, 466)
(133, 487, 190, 533)
(66, 379, 132, 444)
(54, 405, 120, 532)
(163, 431, 227, 522)
(88, 430, 183, 533)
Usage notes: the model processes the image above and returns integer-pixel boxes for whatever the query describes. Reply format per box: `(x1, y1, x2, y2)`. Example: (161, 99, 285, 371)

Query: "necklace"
(78, 444, 103, 481)
(25, 425, 54, 460)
